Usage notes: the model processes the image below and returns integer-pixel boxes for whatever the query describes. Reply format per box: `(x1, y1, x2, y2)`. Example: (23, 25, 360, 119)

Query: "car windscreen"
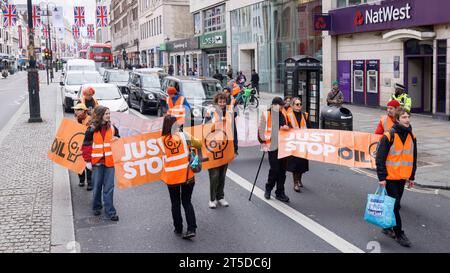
(142, 76, 161, 88)
(67, 74, 103, 85)
(68, 65, 96, 71)
(109, 72, 129, 82)
(181, 81, 221, 99)
(81, 86, 122, 100)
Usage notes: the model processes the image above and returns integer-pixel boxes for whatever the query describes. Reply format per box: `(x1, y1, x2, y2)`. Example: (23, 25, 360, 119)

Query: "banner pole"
(249, 151, 265, 201)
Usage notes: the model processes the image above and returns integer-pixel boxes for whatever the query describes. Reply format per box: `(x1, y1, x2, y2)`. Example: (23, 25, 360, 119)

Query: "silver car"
(60, 71, 104, 112)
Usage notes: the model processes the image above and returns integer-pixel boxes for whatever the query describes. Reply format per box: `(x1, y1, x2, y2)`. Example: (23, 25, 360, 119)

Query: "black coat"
(286, 111, 310, 174)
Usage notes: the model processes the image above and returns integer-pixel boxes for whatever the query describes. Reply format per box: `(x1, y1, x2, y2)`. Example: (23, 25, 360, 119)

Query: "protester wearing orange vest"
(286, 98, 310, 193)
(80, 86, 99, 115)
(204, 93, 234, 208)
(375, 100, 401, 135)
(223, 88, 239, 155)
(73, 103, 93, 190)
(158, 115, 202, 239)
(166, 86, 191, 126)
(376, 107, 417, 247)
(82, 106, 120, 221)
(258, 97, 290, 202)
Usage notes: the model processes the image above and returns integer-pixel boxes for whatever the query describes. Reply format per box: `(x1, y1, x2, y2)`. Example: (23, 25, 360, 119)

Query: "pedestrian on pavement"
(159, 115, 202, 239)
(166, 86, 191, 127)
(236, 71, 247, 88)
(80, 86, 99, 115)
(213, 69, 224, 83)
(258, 97, 290, 202)
(204, 93, 234, 208)
(227, 65, 233, 79)
(326, 80, 344, 107)
(391, 83, 412, 112)
(82, 106, 120, 221)
(72, 103, 93, 191)
(168, 64, 174, 76)
(375, 100, 401, 135)
(226, 74, 241, 99)
(251, 69, 260, 97)
(376, 107, 417, 247)
(286, 98, 310, 192)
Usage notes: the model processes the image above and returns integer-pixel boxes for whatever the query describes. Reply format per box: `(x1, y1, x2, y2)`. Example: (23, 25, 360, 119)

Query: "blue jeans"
(92, 165, 117, 217)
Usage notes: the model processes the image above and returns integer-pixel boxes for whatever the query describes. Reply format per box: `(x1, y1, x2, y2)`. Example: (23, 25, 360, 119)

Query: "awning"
(382, 29, 436, 42)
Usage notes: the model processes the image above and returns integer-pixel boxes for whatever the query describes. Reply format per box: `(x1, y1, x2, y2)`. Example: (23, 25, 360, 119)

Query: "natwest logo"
(355, 3, 412, 26)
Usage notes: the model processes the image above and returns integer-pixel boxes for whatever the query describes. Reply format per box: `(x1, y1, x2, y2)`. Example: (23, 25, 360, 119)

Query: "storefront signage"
(330, 0, 450, 35)
(314, 14, 332, 31)
(200, 31, 226, 49)
(164, 37, 199, 52)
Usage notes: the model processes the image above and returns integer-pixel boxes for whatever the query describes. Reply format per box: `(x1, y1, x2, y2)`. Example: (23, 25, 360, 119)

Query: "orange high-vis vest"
(287, 108, 308, 129)
(167, 96, 186, 125)
(158, 132, 194, 185)
(380, 115, 395, 133)
(91, 126, 115, 167)
(230, 81, 240, 97)
(263, 109, 288, 145)
(385, 131, 415, 180)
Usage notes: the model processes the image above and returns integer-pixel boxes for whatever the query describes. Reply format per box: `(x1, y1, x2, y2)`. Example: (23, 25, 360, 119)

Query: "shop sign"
(200, 31, 226, 49)
(314, 14, 332, 31)
(330, 0, 450, 35)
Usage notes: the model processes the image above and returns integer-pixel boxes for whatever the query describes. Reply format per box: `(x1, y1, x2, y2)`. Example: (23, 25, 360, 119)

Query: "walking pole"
(249, 151, 266, 201)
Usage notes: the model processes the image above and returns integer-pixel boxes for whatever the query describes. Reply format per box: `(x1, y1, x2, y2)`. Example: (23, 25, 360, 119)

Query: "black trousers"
(78, 168, 92, 183)
(385, 180, 406, 236)
(167, 181, 197, 233)
(266, 150, 287, 196)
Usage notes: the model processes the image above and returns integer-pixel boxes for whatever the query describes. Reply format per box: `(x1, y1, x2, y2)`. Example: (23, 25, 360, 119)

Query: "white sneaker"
(208, 200, 217, 209)
(218, 199, 229, 207)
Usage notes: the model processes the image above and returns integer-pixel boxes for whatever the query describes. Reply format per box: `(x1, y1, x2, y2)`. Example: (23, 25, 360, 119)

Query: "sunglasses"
(294, 103, 302, 106)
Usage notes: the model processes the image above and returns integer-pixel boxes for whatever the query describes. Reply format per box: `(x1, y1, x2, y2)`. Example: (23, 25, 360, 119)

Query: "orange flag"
(278, 129, 382, 169)
(48, 118, 88, 174)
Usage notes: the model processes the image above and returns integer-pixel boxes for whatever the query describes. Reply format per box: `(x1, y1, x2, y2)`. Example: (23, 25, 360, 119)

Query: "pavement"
(258, 92, 450, 190)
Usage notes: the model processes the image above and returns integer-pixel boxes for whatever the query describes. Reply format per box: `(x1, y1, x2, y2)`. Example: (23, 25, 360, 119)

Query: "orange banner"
(278, 129, 382, 169)
(112, 123, 235, 189)
(48, 118, 88, 174)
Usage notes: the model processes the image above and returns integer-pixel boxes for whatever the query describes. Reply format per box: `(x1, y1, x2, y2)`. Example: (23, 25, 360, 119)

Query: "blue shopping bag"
(364, 186, 396, 229)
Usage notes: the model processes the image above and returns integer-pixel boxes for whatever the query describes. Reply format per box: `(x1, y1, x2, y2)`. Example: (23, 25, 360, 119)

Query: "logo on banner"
(354, 11, 364, 26)
(355, 3, 412, 26)
(205, 129, 228, 160)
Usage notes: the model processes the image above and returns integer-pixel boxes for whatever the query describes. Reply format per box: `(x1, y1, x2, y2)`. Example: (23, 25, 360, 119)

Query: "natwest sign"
(355, 3, 412, 26)
(330, 0, 450, 35)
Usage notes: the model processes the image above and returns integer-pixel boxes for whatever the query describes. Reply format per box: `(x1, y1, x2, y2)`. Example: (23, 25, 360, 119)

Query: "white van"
(63, 59, 96, 74)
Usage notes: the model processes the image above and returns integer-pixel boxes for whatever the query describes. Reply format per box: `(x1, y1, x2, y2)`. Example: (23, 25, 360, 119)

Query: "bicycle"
(235, 83, 259, 112)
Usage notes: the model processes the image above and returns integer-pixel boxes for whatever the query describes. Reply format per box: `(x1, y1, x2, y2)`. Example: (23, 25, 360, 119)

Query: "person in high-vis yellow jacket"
(391, 83, 412, 111)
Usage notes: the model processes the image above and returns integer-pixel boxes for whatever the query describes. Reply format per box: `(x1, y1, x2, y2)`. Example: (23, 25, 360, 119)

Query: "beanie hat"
(82, 86, 95, 96)
(387, 99, 401, 108)
(167, 86, 177, 95)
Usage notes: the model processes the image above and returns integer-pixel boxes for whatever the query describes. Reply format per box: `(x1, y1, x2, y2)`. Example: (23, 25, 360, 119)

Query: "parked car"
(159, 76, 223, 124)
(104, 69, 130, 100)
(74, 83, 129, 114)
(60, 70, 104, 112)
(126, 71, 164, 114)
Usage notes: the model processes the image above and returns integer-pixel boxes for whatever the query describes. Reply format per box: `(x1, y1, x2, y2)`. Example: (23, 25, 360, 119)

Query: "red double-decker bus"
(87, 43, 113, 68)
(79, 50, 87, 59)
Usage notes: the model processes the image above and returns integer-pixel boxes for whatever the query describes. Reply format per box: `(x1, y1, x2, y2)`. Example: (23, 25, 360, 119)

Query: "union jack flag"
(87, 24, 95, 39)
(83, 43, 90, 50)
(61, 43, 65, 52)
(2, 4, 17, 27)
(32, 5, 41, 28)
(74, 6, 85, 27)
(96, 6, 108, 27)
(77, 42, 82, 51)
(72, 25, 80, 39)
(42, 25, 49, 39)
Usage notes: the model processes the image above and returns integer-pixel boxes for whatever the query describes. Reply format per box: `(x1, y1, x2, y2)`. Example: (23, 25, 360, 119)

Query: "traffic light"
(43, 48, 50, 60)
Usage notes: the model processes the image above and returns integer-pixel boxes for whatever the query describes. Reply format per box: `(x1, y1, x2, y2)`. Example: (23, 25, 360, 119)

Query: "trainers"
(182, 230, 196, 239)
(209, 200, 217, 209)
(276, 193, 290, 203)
(93, 210, 101, 216)
(78, 181, 85, 187)
(218, 199, 229, 207)
(110, 215, 119, 222)
(264, 190, 271, 200)
(86, 182, 93, 191)
(395, 232, 411, 247)
(174, 229, 183, 236)
(382, 228, 396, 239)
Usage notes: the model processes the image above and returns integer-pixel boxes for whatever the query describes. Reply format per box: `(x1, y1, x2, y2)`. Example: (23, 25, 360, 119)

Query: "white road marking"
(226, 170, 365, 253)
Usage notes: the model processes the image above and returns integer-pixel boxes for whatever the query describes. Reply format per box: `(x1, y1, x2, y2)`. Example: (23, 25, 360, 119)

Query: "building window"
(204, 5, 225, 33)
(194, 13, 201, 34)
(436, 39, 447, 113)
(336, 0, 375, 8)
(160, 15, 162, 35)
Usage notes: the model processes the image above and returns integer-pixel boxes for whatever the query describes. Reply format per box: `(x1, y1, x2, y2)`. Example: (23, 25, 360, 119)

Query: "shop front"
(199, 31, 227, 78)
(327, 0, 450, 119)
(163, 37, 201, 76)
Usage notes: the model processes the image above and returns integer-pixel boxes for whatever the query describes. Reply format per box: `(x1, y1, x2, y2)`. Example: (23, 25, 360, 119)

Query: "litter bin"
(320, 105, 353, 131)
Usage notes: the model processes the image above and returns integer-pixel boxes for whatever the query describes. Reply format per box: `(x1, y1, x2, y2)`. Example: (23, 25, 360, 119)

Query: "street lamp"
(27, 0, 42, 122)
(39, 1, 57, 85)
